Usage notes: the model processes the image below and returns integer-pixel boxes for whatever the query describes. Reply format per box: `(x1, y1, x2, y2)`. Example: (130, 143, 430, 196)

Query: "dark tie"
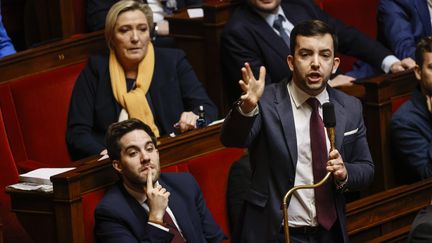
(307, 98, 337, 230)
(272, 14, 291, 48)
(163, 211, 186, 243)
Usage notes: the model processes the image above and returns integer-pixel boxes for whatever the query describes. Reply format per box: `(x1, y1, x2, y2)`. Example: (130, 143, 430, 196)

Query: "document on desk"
(18, 167, 75, 185)
(7, 182, 53, 192)
(187, 8, 204, 18)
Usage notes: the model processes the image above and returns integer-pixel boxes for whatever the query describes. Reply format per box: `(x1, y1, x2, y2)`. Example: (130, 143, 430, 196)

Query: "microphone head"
(323, 102, 336, 128)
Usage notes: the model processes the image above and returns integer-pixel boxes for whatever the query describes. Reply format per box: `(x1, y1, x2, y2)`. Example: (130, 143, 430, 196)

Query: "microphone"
(322, 102, 336, 152)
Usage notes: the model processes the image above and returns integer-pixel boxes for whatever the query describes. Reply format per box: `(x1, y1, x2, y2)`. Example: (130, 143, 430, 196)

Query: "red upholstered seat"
(391, 95, 411, 114)
(82, 189, 107, 243)
(187, 148, 245, 238)
(0, 62, 86, 172)
(0, 109, 31, 243)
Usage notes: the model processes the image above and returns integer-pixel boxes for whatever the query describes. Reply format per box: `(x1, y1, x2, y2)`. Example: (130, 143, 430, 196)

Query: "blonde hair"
(105, 0, 154, 49)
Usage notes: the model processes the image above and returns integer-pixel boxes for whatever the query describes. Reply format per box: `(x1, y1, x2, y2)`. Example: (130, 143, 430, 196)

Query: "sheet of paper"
(19, 167, 75, 185)
(187, 8, 204, 18)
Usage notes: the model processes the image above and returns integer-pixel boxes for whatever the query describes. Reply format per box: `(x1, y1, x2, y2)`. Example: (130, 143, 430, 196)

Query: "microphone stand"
(282, 126, 335, 243)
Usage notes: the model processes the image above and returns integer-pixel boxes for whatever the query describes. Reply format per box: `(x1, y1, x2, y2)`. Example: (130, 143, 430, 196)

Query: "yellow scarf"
(109, 43, 160, 137)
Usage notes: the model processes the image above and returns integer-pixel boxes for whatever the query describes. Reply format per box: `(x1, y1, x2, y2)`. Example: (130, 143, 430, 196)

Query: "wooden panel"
(347, 178, 432, 242)
(167, 2, 240, 116)
(0, 31, 105, 83)
(357, 71, 417, 193)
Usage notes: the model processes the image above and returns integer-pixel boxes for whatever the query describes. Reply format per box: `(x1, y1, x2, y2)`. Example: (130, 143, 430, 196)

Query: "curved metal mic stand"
(282, 127, 335, 243)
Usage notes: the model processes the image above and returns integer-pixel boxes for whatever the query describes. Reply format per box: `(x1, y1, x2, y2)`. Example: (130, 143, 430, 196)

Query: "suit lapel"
(414, 0, 432, 35)
(159, 179, 196, 242)
(274, 80, 298, 168)
(328, 88, 346, 150)
(245, 6, 290, 60)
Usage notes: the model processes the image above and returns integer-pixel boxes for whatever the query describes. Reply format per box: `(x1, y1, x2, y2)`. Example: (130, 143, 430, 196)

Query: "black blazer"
(66, 48, 217, 160)
(220, 0, 393, 103)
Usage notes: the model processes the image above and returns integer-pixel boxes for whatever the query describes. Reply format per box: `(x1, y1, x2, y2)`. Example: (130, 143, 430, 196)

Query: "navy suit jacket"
(221, 0, 393, 103)
(66, 48, 217, 160)
(220, 80, 374, 242)
(377, 0, 432, 60)
(94, 173, 226, 243)
(390, 89, 432, 183)
(407, 205, 432, 243)
(87, 0, 203, 31)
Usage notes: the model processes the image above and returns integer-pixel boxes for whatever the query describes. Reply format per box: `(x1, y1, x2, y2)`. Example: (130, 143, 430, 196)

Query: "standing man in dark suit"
(377, 0, 432, 61)
(221, 0, 415, 103)
(94, 118, 225, 242)
(221, 20, 374, 242)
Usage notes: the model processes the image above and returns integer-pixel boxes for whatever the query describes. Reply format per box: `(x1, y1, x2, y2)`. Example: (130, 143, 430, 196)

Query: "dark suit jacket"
(220, 80, 374, 242)
(377, 0, 432, 60)
(221, 0, 393, 103)
(390, 88, 432, 183)
(66, 48, 217, 160)
(94, 173, 226, 243)
(87, 0, 203, 31)
(407, 205, 432, 243)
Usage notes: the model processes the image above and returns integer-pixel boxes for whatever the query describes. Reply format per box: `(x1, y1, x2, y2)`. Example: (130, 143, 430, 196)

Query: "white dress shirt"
(286, 80, 330, 227)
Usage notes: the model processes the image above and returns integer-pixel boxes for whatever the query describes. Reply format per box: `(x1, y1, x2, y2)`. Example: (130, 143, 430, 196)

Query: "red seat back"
(0, 108, 31, 243)
(0, 62, 86, 171)
(187, 148, 245, 238)
(391, 95, 411, 114)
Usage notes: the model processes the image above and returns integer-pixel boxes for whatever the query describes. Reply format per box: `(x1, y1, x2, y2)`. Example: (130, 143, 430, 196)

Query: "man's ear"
(287, 55, 294, 71)
(414, 65, 422, 80)
(332, 57, 340, 74)
(112, 160, 122, 174)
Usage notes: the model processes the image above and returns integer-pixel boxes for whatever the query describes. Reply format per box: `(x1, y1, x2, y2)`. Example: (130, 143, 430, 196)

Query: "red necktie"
(163, 211, 186, 243)
(307, 98, 337, 230)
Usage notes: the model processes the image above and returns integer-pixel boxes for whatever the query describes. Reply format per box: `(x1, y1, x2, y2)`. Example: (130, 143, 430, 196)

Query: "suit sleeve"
(341, 99, 374, 190)
(66, 57, 105, 160)
(221, 24, 274, 103)
(94, 206, 173, 243)
(391, 114, 432, 180)
(220, 105, 262, 148)
(377, 0, 417, 60)
(175, 50, 218, 123)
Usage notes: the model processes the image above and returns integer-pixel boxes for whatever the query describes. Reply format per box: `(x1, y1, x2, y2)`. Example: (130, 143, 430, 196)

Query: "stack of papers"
(19, 167, 75, 185)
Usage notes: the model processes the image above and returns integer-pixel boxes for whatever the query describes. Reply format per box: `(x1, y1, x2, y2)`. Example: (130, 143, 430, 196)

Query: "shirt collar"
(288, 81, 329, 108)
(255, 6, 286, 28)
(123, 181, 161, 205)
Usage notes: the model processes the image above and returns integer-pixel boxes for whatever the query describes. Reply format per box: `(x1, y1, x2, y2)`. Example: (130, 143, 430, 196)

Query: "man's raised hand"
(238, 63, 266, 113)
